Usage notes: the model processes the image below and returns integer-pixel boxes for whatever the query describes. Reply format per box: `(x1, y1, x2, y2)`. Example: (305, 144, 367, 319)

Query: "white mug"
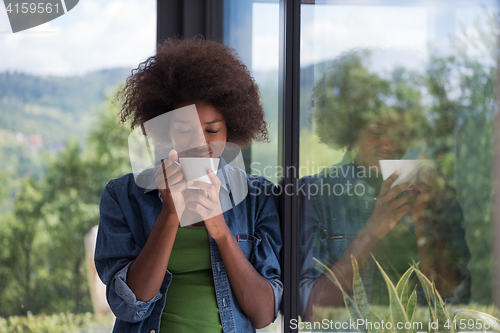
(178, 157, 220, 189)
(379, 159, 422, 188)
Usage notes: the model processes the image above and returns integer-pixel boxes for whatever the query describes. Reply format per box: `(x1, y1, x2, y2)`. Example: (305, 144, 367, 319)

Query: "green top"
(160, 226, 222, 333)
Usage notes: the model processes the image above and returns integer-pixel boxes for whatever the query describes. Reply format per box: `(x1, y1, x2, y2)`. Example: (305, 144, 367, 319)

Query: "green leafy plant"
(313, 256, 500, 333)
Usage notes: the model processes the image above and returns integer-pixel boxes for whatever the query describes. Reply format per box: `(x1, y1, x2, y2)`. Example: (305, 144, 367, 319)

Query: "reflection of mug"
(178, 158, 220, 189)
(379, 160, 422, 188)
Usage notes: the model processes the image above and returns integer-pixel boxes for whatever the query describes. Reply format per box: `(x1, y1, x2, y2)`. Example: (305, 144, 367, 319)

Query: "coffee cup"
(379, 159, 422, 188)
(178, 158, 220, 189)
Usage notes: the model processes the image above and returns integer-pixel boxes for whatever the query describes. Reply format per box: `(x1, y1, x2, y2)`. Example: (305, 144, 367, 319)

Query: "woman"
(95, 38, 282, 333)
(300, 52, 470, 320)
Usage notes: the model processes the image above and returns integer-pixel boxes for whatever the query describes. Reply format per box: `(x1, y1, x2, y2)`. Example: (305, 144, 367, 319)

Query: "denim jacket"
(95, 164, 282, 333)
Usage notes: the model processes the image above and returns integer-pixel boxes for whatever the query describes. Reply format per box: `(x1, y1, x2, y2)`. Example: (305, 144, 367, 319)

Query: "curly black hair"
(312, 50, 426, 150)
(117, 37, 268, 148)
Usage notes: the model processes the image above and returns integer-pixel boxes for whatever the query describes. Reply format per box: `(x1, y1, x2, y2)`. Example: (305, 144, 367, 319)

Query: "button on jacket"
(95, 163, 282, 333)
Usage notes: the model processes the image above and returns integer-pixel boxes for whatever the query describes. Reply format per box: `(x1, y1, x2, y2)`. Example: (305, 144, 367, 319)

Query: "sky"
(0, 0, 498, 76)
(251, 1, 499, 74)
(0, 0, 156, 76)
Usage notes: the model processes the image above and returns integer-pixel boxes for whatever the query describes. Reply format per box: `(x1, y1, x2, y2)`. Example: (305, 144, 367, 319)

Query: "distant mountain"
(0, 68, 131, 113)
(0, 68, 132, 145)
(0, 68, 132, 182)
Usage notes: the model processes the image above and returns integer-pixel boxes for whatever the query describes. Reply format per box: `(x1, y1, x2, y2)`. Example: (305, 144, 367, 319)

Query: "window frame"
(157, 1, 500, 332)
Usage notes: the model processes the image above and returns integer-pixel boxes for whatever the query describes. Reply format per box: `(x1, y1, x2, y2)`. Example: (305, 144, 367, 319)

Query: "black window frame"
(157, 1, 302, 331)
(157, 1, 500, 332)
(278, 0, 301, 332)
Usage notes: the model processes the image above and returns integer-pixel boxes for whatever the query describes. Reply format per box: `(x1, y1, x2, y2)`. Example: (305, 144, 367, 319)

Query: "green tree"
(424, 12, 498, 304)
(0, 94, 132, 316)
(0, 177, 43, 316)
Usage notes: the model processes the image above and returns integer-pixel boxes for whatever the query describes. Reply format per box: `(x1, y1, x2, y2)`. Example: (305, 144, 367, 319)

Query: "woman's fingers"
(185, 170, 222, 220)
(155, 162, 169, 190)
(185, 192, 212, 209)
(394, 204, 412, 221)
(188, 180, 212, 192)
(385, 182, 411, 202)
(185, 191, 223, 220)
(417, 169, 438, 192)
(155, 168, 183, 189)
(167, 170, 185, 187)
(170, 178, 188, 192)
(155, 159, 184, 189)
(188, 170, 220, 198)
(207, 169, 221, 187)
(186, 201, 210, 217)
(379, 170, 401, 197)
(169, 149, 179, 163)
(389, 191, 411, 210)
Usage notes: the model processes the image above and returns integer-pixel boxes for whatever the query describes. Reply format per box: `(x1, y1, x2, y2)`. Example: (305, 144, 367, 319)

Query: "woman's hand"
(155, 149, 187, 219)
(308, 171, 413, 315)
(411, 153, 444, 219)
(185, 169, 229, 240)
(128, 149, 185, 302)
(364, 170, 413, 240)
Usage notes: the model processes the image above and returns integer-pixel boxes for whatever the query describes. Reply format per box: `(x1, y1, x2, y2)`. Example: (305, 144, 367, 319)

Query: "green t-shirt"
(160, 226, 223, 333)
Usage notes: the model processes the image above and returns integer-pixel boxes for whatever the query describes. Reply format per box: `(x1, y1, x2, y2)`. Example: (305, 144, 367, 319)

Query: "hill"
(0, 68, 131, 144)
(0, 68, 131, 182)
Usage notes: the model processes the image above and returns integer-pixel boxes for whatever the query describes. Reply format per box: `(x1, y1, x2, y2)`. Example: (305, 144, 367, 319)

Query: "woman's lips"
(186, 151, 212, 158)
(376, 153, 392, 160)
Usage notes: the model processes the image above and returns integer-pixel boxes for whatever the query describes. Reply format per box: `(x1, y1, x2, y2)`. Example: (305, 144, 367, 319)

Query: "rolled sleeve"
(251, 178, 283, 320)
(268, 278, 283, 318)
(95, 181, 163, 323)
(110, 262, 162, 322)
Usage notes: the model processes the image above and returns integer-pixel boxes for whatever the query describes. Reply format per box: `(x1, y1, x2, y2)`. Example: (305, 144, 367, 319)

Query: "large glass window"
(224, 3, 280, 332)
(0, 1, 155, 330)
(298, 0, 499, 331)
(3, 1, 499, 332)
(223, 0, 280, 184)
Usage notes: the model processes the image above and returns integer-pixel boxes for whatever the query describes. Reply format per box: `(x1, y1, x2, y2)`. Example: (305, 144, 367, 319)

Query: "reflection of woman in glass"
(300, 52, 470, 320)
(95, 38, 282, 333)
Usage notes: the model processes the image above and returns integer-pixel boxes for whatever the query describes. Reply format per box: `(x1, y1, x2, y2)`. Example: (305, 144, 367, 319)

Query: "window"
(216, 0, 500, 332)
(0, 0, 155, 329)
(1, 1, 498, 332)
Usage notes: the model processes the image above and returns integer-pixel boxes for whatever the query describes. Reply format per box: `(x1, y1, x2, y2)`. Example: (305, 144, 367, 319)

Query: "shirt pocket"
(236, 234, 261, 259)
(320, 234, 353, 266)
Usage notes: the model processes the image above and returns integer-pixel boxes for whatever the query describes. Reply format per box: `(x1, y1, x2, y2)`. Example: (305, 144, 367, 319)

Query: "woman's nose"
(380, 134, 396, 152)
(189, 128, 208, 148)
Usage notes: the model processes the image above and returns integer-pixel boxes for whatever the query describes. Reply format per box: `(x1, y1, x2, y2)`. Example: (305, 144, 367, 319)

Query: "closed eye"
(369, 130, 385, 136)
(367, 124, 386, 136)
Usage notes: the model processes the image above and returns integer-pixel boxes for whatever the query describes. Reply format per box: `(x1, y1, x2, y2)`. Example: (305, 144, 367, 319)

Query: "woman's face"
(170, 100, 228, 158)
(354, 116, 411, 171)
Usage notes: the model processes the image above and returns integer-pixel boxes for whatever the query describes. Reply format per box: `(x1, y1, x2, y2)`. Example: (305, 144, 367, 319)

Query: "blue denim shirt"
(95, 164, 282, 333)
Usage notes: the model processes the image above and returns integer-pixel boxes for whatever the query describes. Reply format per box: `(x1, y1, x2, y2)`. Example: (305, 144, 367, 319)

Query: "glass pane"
(0, 0, 156, 329)
(224, 0, 280, 184)
(299, 1, 499, 331)
(249, 1, 279, 184)
(223, 1, 280, 331)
